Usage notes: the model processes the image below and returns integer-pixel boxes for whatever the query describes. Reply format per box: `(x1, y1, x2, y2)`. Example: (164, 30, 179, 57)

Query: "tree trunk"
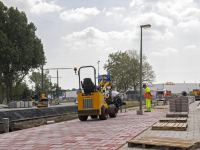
(6, 76, 10, 104)
(9, 74, 13, 101)
(0, 62, 2, 104)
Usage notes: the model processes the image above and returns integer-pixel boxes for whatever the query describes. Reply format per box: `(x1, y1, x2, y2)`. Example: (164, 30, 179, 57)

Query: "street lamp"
(137, 24, 151, 115)
(42, 61, 44, 94)
(97, 61, 100, 76)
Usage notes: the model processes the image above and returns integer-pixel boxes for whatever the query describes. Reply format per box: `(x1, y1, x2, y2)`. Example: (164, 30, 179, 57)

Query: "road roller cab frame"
(28, 94, 48, 108)
(74, 66, 117, 121)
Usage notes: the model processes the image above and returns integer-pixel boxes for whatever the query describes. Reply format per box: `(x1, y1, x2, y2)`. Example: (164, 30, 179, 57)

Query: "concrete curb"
(0, 105, 78, 123)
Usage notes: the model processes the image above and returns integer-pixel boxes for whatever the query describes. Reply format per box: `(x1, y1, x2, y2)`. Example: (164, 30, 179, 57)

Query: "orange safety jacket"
(145, 93, 152, 99)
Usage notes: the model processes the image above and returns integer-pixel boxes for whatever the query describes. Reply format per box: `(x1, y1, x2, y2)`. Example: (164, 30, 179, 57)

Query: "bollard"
(3, 118, 9, 133)
(120, 106, 123, 113)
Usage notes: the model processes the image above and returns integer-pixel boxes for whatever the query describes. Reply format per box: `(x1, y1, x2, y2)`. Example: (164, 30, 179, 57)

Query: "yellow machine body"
(28, 96, 48, 108)
(195, 91, 200, 101)
(78, 92, 108, 116)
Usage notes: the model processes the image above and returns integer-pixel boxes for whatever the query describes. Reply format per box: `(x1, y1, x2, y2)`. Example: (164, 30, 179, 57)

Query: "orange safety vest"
(145, 93, 152, 99)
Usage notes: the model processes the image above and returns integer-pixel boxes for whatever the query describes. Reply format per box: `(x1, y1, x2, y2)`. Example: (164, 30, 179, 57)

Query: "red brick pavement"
(0, 111, 165, 150)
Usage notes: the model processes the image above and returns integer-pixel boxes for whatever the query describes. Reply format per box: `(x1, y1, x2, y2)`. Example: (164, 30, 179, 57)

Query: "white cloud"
(105, 7, 126, 19)
(185, 45, 196, 49)
(102, 8, 106, 13)
(171, 8, 200, 21)
(156, 0, 196, 14)
(112, 7, 126, 11)
(155, 0, 200, 22)
(151, 47, 178, 56)
(30, 0, 63, 14)
(106, 12, 113, 16)
(151, 29, 174, 41)
(177, 19, 200, 28)
(129, 0, 200, 22)
(61, 27, 134, 51)
(59, 7, 100, 22)
(123, 12, 173, 28)
(129, 0, 144, 8)
(2, 0, 63, 14)
(184, 45, 198, 51)
(123, 12, 174, 41)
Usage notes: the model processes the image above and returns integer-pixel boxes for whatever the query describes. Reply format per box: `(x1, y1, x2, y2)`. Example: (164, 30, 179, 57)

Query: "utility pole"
(43, 68, 72, 98)
(49, 77, 61, 99)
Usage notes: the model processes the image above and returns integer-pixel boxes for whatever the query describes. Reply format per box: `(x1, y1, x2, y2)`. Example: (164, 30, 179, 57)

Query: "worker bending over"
(110, 86, 119, 98)
(105, 86, 126, 109)
(143, 84, 152, 112)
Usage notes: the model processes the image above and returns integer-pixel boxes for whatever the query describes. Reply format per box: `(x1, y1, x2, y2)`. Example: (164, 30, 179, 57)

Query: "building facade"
(149, 82, 200, 94)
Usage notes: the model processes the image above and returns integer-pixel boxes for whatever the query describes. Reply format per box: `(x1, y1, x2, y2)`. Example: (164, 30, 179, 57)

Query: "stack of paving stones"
(166, 96, 192, 117)
(8, 101, 33, 108)
(8, 102, 21, 108)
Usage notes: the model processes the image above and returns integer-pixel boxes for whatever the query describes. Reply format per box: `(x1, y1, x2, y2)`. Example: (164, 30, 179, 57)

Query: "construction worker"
(110, 86, 119, 98)
(143, 84, 152, 112)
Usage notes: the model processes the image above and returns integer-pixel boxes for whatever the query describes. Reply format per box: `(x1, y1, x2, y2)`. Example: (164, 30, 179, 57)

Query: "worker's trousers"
(146, 98, 151, 111)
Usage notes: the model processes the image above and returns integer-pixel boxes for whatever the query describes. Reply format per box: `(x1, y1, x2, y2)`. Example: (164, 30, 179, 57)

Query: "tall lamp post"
(97, 61, 100, 76)
(42, 61, 44, 94)
(137, 24, 151, 115)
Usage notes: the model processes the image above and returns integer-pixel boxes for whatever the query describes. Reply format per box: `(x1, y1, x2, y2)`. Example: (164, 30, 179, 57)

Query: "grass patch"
(124, 101, 145, 108)
(124, 100, 157, 108)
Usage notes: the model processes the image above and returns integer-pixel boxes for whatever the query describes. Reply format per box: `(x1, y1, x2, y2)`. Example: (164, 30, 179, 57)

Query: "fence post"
(3, 118, 9, 133)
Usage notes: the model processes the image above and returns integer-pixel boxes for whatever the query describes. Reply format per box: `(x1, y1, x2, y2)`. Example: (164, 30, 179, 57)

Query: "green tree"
(103, 51, 130, 91)
(0, 2, 45, 103)
(21, 85, 32, 99)
(29, 71, 50, 97)
(104, 50, 156, 93)
(0, 2, 9, 103)
(12, 80, 30, 100)
(126, 50, 155, 93)
(29, 71, 62, 99)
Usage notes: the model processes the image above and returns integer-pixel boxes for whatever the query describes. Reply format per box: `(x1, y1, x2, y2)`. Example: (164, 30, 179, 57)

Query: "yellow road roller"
(74, 66, 117, 121)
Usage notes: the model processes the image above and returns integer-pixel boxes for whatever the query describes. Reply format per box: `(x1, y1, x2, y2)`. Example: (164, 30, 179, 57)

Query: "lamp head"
(74, 67, 77, 74)
(140, 24, 151, 29)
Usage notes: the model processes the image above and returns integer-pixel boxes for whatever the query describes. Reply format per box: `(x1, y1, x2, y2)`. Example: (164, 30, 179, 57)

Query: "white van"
(156, 89, 171, 100)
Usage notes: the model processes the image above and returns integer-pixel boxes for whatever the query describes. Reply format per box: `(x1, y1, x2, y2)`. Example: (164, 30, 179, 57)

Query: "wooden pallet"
(127, 136, 200, 150)
(152, 122, 188, 131)
(160, 117, 187, 123)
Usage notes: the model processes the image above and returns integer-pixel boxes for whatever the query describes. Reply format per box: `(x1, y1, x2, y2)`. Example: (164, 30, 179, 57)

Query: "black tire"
(78, 116, 88, 121)
(99, 106, 108, 120)
(108, 105, 117, 118)
(91, 115, 98, 119)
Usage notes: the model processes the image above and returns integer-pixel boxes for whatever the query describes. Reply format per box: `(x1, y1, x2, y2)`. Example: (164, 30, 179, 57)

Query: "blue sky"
(1, 0, 200, 89)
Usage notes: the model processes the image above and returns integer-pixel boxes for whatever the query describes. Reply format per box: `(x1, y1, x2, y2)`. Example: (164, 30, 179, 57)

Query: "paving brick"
(0, 111, 165, 149)
(119, 101, 200, 150)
